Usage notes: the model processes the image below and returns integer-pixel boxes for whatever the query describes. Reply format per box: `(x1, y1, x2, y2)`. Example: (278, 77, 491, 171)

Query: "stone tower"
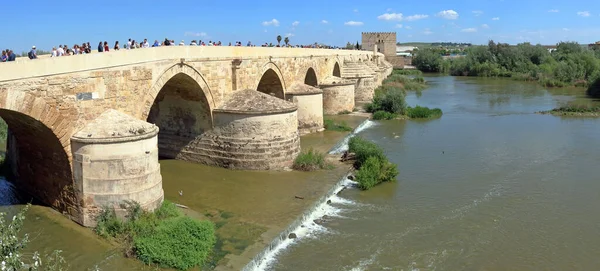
(361, 32, 397, 57)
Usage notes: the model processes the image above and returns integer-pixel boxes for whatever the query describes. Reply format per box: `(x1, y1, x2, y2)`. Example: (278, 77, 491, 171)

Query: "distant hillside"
(397, 42, 475, 49)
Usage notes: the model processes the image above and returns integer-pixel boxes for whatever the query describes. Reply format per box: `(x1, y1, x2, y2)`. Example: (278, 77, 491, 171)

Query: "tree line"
(412, 41, 600, 88)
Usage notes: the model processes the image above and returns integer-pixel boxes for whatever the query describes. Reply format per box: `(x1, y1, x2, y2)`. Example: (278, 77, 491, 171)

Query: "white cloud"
(461, 28, 477, 32)
(396, 24, 403, 28)
(577, 11, 590, 17)
(481, 24, 490, 29)
(492, 17, 500, 20)
(292, 21, 300, 26)
(353, 8, 359, 13)
(423, 28, 433, 35)
(285, 33, 295, 37)
(321, 20, 328, 24)
(184, 31, 207, 37)
(262, 19, 280, 26)
(548, 9, 559, 13)
(378, 13, 403, 21)
(437, 10, 459, 20)
(405, 14, 429, 21)
(472, 10, 483, 16)
(386, 8, 393, 12)
(405, 26, 412, 29)
(344, 21, 364, 26)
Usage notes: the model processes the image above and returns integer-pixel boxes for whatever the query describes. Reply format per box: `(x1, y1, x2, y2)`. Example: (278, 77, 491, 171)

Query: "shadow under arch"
(304, 67, 318, 87)
(256, 62, 287, 99)
(333, 62, 341, 77)
(257, 68, 285, 99)
(0, 108, 77, 220)
(145, 69, 214, 159)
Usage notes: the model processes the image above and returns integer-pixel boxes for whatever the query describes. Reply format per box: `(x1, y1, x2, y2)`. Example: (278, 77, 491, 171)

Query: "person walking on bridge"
(28, 46, 37, 59)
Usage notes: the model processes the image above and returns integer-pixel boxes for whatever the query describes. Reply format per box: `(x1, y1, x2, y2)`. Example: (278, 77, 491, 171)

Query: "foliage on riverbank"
(372, 110, 398, 120)
(0, 118, 7, 142)
(348, 136, 398, 190)
(391, 69, 423, 76)
(538, 103, 600, 117)
(293, 148, 329, 171)
(0, 204, 71, 271)
(95, 200, 216, 270)
(324, 118, 353, 131)
(413, 41, 600, 88)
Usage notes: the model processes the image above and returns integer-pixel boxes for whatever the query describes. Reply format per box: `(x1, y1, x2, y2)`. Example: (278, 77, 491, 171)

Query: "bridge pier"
(285, 84, 324, 134)
(342, 61, 377, 102)
(320, 76, 356, 115)
(71, 110, 163, 227)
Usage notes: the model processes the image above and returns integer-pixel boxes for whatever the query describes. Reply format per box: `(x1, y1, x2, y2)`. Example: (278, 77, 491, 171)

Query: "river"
(268, 76, 600, 270)
(0, 76, 599, 270)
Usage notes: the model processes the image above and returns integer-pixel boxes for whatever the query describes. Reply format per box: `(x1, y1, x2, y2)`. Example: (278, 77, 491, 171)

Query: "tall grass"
(293, 148, 328, 171)
(324, 118, 353, 131)
(405, 106, 443, 118)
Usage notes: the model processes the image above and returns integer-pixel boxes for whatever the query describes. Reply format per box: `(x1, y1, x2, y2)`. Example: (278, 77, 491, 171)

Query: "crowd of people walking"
(1, 37, 346, 62)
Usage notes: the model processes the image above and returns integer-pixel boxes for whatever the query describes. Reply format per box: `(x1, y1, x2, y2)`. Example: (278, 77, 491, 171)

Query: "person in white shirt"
(57, 45, 65, 56)
(179, 40, 185, 46)
(142, 39, 150, 48)
(51, 47, 57, 57)
(126, 39, 132, 50)
(190, 40, 197, 46)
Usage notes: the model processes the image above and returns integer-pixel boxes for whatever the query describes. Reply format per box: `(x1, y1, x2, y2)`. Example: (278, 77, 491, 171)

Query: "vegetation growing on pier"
(324, 118, 353, 131)
(95, 200, 216, 270)
(293, 148, 329, 171)
(348, 136, 398, 190)
(538, 102, 600, 117)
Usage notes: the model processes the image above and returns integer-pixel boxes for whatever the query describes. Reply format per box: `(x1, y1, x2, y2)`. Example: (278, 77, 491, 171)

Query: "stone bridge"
(0, 46, 393, 226)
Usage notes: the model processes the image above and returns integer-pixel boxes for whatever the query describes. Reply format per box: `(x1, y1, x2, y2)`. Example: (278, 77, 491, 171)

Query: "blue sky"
(3, 0, 600, 52)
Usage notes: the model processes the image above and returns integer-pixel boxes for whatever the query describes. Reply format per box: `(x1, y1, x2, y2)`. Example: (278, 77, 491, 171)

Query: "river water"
(268, 76, 600, 271)
(0, 76, 599, 270)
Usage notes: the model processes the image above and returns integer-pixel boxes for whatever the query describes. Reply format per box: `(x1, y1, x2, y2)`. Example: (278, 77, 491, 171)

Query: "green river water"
(0, 75, 599, 271)
(267, 76, 600, 271)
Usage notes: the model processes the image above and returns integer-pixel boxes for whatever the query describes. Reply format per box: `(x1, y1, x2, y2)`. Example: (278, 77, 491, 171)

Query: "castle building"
(361, 32, 408, 68)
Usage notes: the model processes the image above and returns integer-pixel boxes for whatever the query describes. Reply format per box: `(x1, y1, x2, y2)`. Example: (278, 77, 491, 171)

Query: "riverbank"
(157, 114, 370, 271)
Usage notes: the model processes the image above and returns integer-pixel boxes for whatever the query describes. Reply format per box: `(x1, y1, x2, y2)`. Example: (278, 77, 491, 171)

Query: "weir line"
(329, 118, 375, 155)
(242, 175, 356, 271)
(242, 117, 376, 271)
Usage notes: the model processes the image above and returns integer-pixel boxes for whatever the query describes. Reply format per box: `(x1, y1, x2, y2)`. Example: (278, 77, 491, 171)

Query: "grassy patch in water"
(372, 110, 398, 120)
(538, 103, 600, 116)
(324, 118, 353, 132)
(95, 200, 216, 270)
(392, 69, 423, 76)
(337, 110, 352, 115)
(293, 148, 329, 171)
(405, 106, 443, 119)
(348, 136, 398, 190)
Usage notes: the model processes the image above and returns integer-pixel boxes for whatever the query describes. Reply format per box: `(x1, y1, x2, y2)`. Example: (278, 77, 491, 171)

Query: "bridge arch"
(304, 67, 318, 87)
(144, 64, 215, 159)
(333, 62, 341, 77)
(256, 62, 287, 99)
(0, 90, 77, 220)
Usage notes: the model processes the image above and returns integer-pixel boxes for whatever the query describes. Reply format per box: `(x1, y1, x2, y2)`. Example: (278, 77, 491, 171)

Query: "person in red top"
(104, 41, 110, 52)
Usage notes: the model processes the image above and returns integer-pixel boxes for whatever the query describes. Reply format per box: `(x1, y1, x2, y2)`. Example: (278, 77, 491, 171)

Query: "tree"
(413, 49, 443, 72)
(345, 42, 354, 49)
(277, 35, 282, 46)
(284, 37, 290, 47)
(355, 41, 360, 50)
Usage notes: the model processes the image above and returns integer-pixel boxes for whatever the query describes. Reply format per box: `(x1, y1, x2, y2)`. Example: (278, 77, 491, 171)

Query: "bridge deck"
(0, 47, 370, 82)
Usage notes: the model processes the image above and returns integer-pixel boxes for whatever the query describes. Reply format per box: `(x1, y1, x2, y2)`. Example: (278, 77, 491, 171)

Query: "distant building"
(361, 32, 409, 67)
(396, 46, 418, 57)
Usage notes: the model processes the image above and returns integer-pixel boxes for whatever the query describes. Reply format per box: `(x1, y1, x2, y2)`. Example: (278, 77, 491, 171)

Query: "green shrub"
(0, 118, 7, 141)
(348, 137, 385, 168)
(293, 148, 327, 171)
(155, 200, 182, 219)
(366, 86, 408, 114)
(134, 216, 216, 270)
(406, 106, 443, 119)
(354, 156, 381, 190)
(349, 137, 399, 190)
(372, 111, 397, 120)
(337, 110, 352, 115)
(324, 118, 353, 131)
